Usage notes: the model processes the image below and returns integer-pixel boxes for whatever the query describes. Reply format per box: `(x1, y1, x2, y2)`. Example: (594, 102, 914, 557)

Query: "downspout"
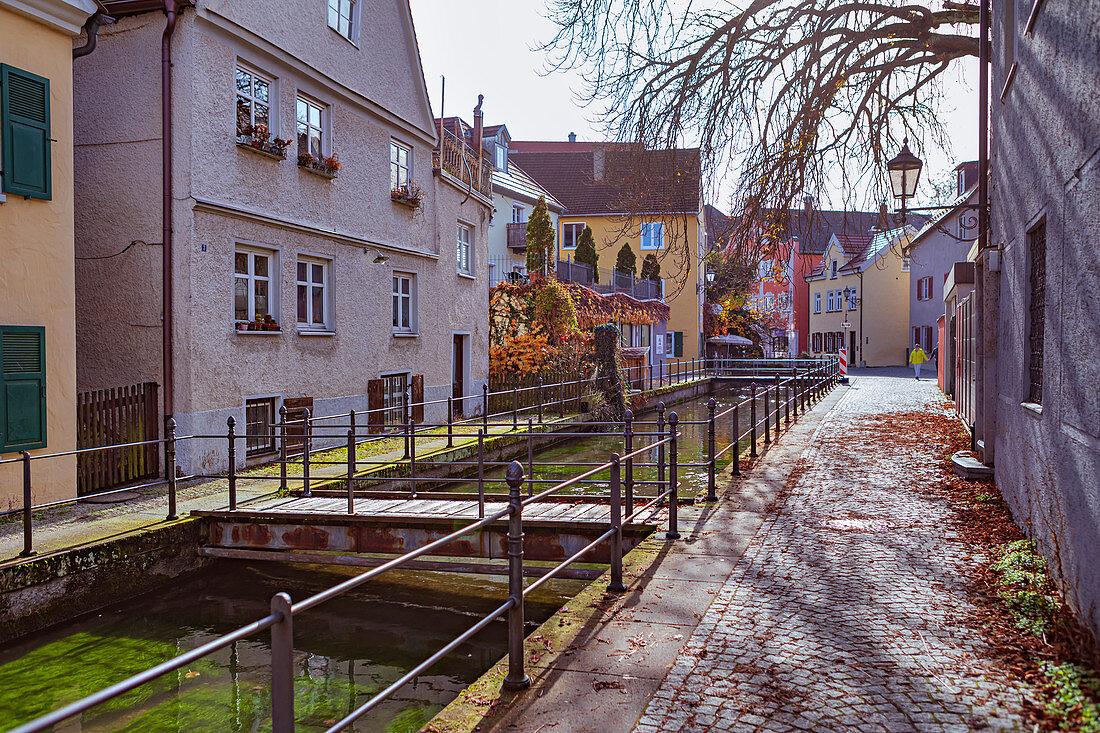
(858, 270, 864, 367)
(73, 11, 115, 59)
(975, 0, 991, 462)
(162, 1, 182, 430)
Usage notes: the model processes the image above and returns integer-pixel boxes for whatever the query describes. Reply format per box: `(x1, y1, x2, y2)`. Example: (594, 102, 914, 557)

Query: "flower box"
(236, 319, 280, 332)
(298, 152, 341, 179)
(391, 181, 424, 208)
(236, 125, 290, 160)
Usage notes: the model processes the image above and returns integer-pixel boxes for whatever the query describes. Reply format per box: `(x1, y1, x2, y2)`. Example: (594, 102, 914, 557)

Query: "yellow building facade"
(807, 229, 912, 368)
(558, 213, 705, 359)
(0, 0, 96, 509)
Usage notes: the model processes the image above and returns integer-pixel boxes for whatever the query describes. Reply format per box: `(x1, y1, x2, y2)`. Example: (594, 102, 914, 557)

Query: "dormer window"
(494, 143, 507, 171)
(830, 260, 838, 278)
(957, 169, 966, 196)
(328, 0, 358, 42)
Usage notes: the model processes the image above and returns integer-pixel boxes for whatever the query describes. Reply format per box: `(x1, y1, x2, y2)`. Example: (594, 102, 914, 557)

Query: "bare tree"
(542, 0, 979, 271)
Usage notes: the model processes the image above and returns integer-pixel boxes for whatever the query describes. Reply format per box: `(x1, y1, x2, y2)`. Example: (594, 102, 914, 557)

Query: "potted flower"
(237, 124, 290, 159)
(262, 314, 279, 331)
(298, 151, 341, 178)
(391, 180, 424, 208)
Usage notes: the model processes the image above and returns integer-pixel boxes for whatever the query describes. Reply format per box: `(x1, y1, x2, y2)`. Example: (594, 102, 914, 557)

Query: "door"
(849, 332, 857, 364)
(452, 335, 464, 416)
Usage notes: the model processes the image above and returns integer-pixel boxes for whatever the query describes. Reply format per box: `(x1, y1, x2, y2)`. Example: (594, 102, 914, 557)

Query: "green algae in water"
(0, 564, 579, 731)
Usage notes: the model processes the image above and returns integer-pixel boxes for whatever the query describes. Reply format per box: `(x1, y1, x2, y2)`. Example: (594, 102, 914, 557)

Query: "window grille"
(1028, 221, 1046, 404)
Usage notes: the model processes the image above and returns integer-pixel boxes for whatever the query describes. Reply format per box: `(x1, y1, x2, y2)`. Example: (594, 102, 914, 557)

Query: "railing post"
(347, 428, 355, 514)
(705, 397, 717, 502)
(512, 387, 519, 431)
(302, 408, 312, 498)
(656, 402, 666, 497)
(609, 454, 626, 593)
(732, 397, 741, 476)
(408, 417, 417, 498)
(537, 377, 543, 424)
(503, 462, 530, 691)
(483, 383, 489, 432)
(666, 412, 680, 539)
(527, 418, 534, 497)
(447, 396, 454, 448)
(792, 371, 800, 417)
(749, 382, 758, 457)
(558, 380, 565, 417)
(20, 451, 34, 557)
(764, 381, 771, 445)
(278, 405, 288, 492)
(774, 374, 782, 436)
(227, 416, 237, 511)
(477, 429, 485, 519)
(623, 410, 634, 517)
(785, 380, 791, 426)
(162, 418, 178, 520)
(270, 592, 295, 733)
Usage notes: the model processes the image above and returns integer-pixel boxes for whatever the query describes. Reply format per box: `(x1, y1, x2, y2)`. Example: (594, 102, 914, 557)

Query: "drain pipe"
(73, 11, 115, 59)
(161, 0, 183, 430)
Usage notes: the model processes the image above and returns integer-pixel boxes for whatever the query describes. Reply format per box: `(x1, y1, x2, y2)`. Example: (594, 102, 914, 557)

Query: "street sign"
(841, 321, 852, 329)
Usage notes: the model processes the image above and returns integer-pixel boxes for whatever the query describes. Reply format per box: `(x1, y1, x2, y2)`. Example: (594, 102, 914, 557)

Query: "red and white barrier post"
(838, 347, 849, 383)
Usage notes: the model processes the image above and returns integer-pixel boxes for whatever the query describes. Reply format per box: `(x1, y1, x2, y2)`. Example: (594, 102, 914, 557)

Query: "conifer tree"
(640, 253, 661, 282)
(616, 242, 637, 276)
(573, 225, 600, 284)
(525, 195, 555, 274)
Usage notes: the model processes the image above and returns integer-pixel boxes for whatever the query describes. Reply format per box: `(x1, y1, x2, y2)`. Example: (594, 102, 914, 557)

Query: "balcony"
(555, 259, 664, 301)
(433, 126, 493, 200)
(506, 222, 528, 251)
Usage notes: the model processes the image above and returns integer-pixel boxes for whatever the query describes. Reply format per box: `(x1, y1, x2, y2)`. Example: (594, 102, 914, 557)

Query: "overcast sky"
(409, 0, 980, 212)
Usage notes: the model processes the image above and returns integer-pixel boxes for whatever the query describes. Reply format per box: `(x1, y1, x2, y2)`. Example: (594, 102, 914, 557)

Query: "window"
(234, 247, 276, 324)
(847, 288, 858, 310)
(641, 222, 665, 250)
(830, 260, 838, 278)
(957, 169, 966, 196)
(901, 256, 911, 272)
(922, 325, 934, 354)
(638, 325, 650, 348)
(825, 332, 835, 353)
(245, 398, 277, 457)
(764, 294, 773, 311)
(619, 323, 633, 348)
(382, 372, 408, 426)
(0, 325, 47, 451)
(328, 0, 357, 41)
(826, 291, 835, 312)
(1, 64, 51, 200)
(235, 66, 272, 138)
(296, 96, 325, 159)
(457, 223, 472, 275)
(392, 272, 416, 333)
(917, 276, 933, 301)
(1027, 221, 1046, 403)
(495, 144, 506, 171)
(512, 205, 525, 223)
(813, 292, 821, 314)
(296, 257, 330, 330)
(561, 222, 584, 250)
(812, 332, 822, 353)
(665, 333, 674, 357)
(958, 216, 968, 241)
(390, 140, 410, 192)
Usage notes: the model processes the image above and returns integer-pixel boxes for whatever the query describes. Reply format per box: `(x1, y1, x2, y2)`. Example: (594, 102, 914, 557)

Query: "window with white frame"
(381, 372, 408, 426)
(495, 144, 506, 171)
(328, 0, 357, 41)
(296, 256, 331, 329)
(561, 222, 584, 250)
(830, 260, 838, 278)
(392, 272, 416, 333)
(957, 169, 966, 196)
(390, 140, 410, 192)
(236, 66, 272, 139)
(813, 292, 821, 314)
(641, 222, 664, 250)
(901, 256, 911, 272)
(618, 322, 633, 348)
(764, 294, 773, 311)
(847, 288, 858, 310)
(638, 325, 650, 348)
(234, 246, 276, 324)
(296, 96, 325, 159)
(457, 223, 473, 275)
(665, 332, 674, 356)
(512, 205, 524, 223)
(826, 291, 835, 312)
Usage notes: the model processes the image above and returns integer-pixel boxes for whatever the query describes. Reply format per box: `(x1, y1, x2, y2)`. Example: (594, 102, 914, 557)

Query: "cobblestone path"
(634, 373, 1029, 732)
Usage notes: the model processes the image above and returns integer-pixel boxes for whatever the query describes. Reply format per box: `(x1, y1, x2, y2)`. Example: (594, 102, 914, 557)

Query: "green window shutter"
(0, 326, 47, 452)
(673, 331, 683, 357)
(1, 64, 52, 200)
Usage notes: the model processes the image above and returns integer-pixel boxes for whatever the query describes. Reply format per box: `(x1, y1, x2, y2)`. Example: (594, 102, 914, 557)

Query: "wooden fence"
(77, 382, 160, 495)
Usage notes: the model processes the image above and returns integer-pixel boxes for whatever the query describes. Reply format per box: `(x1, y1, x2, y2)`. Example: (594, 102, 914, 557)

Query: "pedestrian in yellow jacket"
(909, 344, 927, 380)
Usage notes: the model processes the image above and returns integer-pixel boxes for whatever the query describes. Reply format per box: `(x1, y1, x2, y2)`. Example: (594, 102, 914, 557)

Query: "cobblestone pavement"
(634, 371, 1030, 733)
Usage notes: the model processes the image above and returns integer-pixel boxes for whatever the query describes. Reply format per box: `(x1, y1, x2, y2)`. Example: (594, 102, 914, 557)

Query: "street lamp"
(705, 270, 715, 284)
(886, 137, 923, 215)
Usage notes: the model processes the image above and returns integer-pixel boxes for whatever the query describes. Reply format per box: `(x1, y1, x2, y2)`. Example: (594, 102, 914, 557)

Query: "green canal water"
(0, 563, 584, 732)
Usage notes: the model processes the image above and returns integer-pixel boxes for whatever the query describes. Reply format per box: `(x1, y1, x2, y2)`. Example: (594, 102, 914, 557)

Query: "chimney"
(472, 94, 484, 153)
(568, 131, 576, 143)
(593, 143, 605, 182)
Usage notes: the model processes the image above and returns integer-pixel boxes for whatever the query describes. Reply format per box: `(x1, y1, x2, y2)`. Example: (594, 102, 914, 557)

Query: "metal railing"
(5, 360, 842, 733)
(554, 259, 664, 301)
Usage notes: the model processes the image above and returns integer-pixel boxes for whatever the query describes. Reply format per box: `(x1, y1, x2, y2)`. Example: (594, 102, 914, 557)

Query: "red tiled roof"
(834, 233, 873, 260)
(509, 144, 701, 216)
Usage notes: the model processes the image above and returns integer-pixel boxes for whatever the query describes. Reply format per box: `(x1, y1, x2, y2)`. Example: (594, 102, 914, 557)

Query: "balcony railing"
(556, 259, 664, 301)
(433, 126, 493, 199)
(506, 222, 527, 251)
